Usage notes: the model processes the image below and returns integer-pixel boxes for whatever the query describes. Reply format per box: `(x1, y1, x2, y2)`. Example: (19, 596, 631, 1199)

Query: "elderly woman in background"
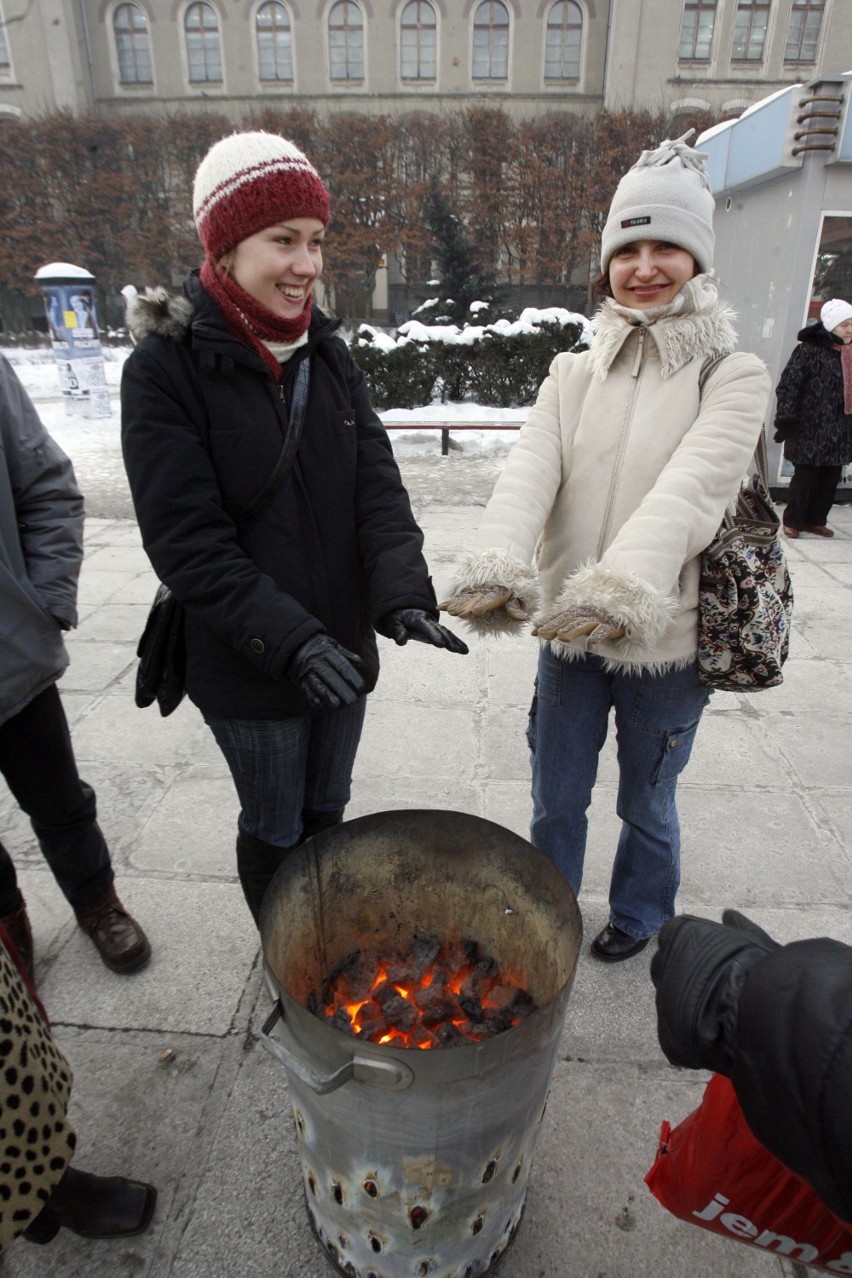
(774, 297, 852, 538)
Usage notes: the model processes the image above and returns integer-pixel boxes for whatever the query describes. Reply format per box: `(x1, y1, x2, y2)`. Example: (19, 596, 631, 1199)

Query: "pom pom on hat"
(820, 298, 852, 333)
(600, 131, 715, 274)
(193, 131, 330, 260)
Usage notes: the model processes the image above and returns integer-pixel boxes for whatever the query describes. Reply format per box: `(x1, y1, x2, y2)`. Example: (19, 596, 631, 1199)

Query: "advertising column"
(33, 262, 111, 418)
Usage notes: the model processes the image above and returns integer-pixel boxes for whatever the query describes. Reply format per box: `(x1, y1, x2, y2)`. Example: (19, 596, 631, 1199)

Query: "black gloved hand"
(377, 609, 469, 654)
(650, 910, 780, 1076)
(287, 635, 365, 710)
(773, 420, 796, 443)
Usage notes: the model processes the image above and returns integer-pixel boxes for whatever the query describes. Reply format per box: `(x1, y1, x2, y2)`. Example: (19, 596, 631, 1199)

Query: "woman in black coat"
(121, 132, 467, 923)
(774, 297, 852, 538)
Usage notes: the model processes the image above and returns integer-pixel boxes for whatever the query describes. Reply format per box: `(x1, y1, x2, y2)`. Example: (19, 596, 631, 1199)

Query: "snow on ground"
(4, 344, 527, 462)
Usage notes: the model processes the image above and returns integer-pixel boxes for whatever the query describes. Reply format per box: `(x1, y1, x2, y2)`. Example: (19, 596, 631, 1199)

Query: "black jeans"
(784, 463, 842, 529)
(0, 685, 113, 916)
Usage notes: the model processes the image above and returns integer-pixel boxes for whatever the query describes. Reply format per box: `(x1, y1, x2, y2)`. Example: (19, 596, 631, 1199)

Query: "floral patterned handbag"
(696, 360, 793, 691)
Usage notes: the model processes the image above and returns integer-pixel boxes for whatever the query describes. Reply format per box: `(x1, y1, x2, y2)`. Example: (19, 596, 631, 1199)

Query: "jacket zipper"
(596, 327, 646, 560)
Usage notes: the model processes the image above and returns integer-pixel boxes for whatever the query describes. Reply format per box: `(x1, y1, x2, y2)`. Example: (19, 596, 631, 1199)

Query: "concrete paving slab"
(39, 880, 259, 1035)
(127, 770, 239, 878)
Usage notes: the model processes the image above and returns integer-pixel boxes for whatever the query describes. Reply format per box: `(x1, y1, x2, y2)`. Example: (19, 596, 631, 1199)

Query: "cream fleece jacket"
(450, 276, 772, 672)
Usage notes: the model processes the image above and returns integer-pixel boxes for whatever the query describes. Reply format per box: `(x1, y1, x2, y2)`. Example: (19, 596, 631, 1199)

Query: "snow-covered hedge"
(352, 307, 591, 410)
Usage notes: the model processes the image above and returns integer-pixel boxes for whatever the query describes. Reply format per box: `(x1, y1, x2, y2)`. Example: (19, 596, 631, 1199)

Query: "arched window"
(472, 0, 509, 80)
(731, 0, 770, 61)
(185, 2, 222, 83)
(257, 2, 293, 81)
(678, 0, 717, 61)
(329, 0, 364, 81)
(114, 3, 153, 84)
(784, 0, 825, 61)
(401, 0, 436, 80)
(545, 1, 582, 81)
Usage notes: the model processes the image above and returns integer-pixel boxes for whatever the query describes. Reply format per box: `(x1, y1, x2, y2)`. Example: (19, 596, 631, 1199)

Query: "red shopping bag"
(645, 1073, 852, 1273)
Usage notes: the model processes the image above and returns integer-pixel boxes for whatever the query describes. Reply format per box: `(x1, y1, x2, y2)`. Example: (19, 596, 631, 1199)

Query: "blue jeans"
(204, 698, 367, 847)
(527, 648, 711, 939)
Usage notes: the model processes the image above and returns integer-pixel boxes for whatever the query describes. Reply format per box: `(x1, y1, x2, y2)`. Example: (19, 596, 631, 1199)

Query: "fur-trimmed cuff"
(448, 550, 541, 635)
(541, 560, 677, 654)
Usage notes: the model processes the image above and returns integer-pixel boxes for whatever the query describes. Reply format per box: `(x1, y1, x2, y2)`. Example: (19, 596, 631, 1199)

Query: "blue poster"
(36, 269, 111, 418)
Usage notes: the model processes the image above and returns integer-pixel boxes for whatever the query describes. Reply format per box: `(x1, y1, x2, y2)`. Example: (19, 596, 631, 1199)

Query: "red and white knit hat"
(192, 131, 330, 260)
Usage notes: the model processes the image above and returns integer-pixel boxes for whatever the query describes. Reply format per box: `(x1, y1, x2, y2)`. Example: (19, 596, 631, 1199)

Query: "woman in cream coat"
(442, 136, 771, 962)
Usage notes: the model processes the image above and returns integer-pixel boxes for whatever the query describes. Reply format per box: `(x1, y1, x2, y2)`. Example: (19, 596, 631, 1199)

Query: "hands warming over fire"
(532, 604, 625, 644)
(377, 608, 469, 653)
(438, 585, 529, 622)
(287, 634, 365, 710)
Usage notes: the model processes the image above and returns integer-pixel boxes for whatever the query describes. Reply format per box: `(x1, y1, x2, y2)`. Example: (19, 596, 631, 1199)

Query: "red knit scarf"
(200, 257, 312, 380)
(840, 341, 852, 416)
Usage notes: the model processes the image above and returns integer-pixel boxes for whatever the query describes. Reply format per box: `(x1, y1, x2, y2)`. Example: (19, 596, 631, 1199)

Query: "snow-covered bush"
(352, 307, 591, 411)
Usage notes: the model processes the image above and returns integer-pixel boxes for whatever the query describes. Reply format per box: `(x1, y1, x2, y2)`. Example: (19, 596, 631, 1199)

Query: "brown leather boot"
(1, 898, 35, 984)
(74, 888, 151, 974)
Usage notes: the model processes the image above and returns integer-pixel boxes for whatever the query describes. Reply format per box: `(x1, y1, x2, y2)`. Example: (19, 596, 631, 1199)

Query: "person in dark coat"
(0, 354, 150, 981)
(121, 131, 467, 924)
(774, 297, 852, 539)
(651, 910, 852, 1226)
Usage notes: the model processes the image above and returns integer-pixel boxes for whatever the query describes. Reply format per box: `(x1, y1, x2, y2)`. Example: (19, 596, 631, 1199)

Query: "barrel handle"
(260, 1000, 414, 1094)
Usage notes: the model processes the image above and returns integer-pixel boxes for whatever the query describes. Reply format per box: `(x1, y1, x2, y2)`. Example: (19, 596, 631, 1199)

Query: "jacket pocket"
(0, 567, 67, 710)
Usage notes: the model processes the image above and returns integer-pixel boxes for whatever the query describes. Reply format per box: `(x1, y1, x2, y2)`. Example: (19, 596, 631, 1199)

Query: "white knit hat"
(820, 298, 852, 333)
(192, 131, 330, 260)
(600, 132, 715, 274)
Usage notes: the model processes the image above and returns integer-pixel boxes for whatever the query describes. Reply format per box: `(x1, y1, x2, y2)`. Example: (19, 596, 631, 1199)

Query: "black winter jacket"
(732, 939, 852, 1224)
(773, 322, 852, 466)
(121, 274, 436, 718)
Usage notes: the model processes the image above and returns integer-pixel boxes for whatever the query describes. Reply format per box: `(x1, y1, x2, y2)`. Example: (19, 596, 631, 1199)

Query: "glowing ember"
(311, 936, 536, 1050)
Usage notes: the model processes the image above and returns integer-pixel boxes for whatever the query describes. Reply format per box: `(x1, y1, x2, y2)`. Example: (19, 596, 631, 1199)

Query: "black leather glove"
(773, 420, 796, 443)
(287, 635, 365, 710)
(377, 609, 469, 653)
(650, 910, 780, 1076)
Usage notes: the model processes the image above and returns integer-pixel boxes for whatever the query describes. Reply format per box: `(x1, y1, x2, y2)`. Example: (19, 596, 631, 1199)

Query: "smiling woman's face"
(224, 218, 325, 316)
(608, 240, 696, 308)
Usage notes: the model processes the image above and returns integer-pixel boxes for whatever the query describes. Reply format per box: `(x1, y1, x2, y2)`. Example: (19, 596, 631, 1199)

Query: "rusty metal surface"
(260, 810, 581, 1278)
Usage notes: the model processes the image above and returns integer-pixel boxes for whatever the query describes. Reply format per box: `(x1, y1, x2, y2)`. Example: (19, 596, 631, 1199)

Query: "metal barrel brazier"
(260, 809, 582, 1278)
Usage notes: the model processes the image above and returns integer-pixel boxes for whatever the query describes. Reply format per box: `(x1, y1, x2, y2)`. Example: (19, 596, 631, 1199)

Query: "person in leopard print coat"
(0, 925, 156, 1251)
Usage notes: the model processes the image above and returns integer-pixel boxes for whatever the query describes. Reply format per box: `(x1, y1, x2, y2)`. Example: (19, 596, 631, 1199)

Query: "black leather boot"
(24, 1166, 156, 1243)
(298, 808, 344, 844)
(236, 829, 293, 926)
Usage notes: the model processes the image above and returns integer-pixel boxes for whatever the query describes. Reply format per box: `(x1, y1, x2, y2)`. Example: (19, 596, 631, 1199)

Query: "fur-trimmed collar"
(126, 277, 340, 356)
(589, 275, 738, 381)
(126, 286, 194, 343)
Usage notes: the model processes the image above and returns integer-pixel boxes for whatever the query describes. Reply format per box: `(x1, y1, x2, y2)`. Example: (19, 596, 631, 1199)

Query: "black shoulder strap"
(234, 356, 310, 528)
(698, 352, 728, 399)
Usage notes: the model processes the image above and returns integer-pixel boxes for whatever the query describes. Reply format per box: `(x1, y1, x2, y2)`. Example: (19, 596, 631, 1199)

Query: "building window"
(257, 2, 292, 81)
(0, 2, 11, 71)
(401, 0, 436, 80)
(329, 0, 364, 81)
(185, 2, 222, 83)
(784, 0, 824, 61)
(678, 0, 717, 61)
(544, 1, 582, 80)
(114, 3, 153, 84)
(731, 0, 770, 61)
(473, 0, 509, 80)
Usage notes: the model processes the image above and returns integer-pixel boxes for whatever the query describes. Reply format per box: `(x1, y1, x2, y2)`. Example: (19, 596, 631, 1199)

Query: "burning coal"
(310, 935, 537, 1050)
